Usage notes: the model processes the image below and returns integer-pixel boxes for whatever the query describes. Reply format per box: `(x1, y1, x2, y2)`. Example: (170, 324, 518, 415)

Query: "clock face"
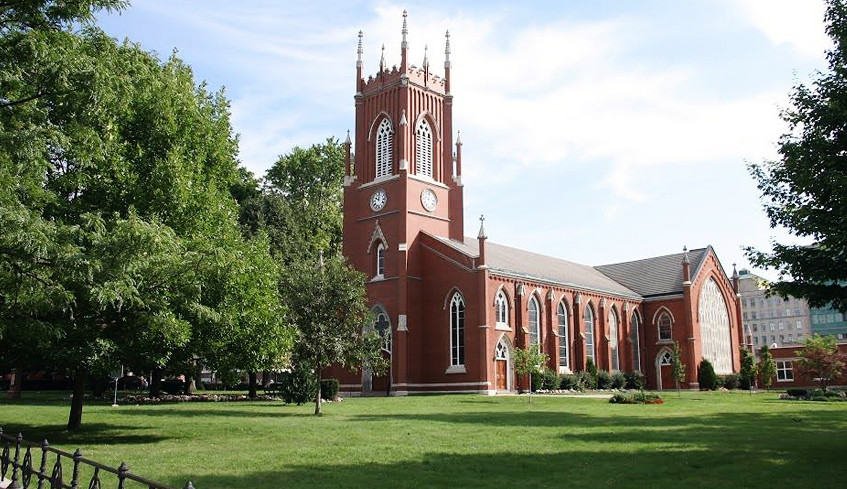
(421, 188, 438, 212)
(370, 189, 387, 211)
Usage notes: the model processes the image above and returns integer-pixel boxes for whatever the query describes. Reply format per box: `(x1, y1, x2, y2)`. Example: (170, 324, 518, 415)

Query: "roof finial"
(423, 44, 429, 71)
(345, 129, 351, 144)
(401, 10, 408, 48)
(357, 30, 363, 64)
(445, 30, 451, 62)
(477, 214, 487, 240)
(682, 246, 690, 264)
(732, 262, 739, 279)
(379, 44, 385, 71)
(456, 130, 462, 146)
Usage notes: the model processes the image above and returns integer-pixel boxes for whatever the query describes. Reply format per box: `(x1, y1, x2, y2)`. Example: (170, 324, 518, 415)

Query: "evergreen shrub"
(697, 359, 718, 390)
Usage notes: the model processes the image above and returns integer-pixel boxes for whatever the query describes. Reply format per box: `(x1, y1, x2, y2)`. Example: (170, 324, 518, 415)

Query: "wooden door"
(660, 364, 674, 390)
(495, 360, 507, 390)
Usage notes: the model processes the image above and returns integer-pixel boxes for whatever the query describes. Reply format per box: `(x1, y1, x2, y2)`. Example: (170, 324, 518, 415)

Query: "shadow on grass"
(0, 422, 170, 447)
(115, 407, 314, 419)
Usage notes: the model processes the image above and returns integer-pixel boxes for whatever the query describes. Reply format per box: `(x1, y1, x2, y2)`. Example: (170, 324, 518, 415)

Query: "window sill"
(655, 339, 675, 345)
(495, 323, 512, 331)
(558, 366, 572, 375)
(445, 365, 467, 374)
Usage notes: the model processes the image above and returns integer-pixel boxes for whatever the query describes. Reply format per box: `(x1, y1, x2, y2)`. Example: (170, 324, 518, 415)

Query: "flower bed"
(779, 389, 847, 402)
(609, 392, 664, 405)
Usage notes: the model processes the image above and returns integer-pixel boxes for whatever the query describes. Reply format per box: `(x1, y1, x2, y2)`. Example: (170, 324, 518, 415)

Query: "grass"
(1, 391, 846, 489)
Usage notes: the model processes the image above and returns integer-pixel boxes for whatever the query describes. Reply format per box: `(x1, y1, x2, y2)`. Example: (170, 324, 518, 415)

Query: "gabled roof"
(429, 234, 641, 299)
(595, 247, 710, 298)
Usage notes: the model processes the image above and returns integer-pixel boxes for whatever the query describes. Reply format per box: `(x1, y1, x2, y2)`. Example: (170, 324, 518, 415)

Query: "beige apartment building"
(737, 269, 811, 349)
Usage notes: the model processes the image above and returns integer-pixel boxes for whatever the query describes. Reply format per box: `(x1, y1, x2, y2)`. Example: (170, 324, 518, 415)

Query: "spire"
(477, 215, 488, 268)
(732, 262, 739, 279)
(444, 30, 451, 64)
(682, 246, 689, 264)
(423, 44, 429, 71)
(400, 9, 409, 72)
(456, 130, 462, 146)
(477, 214, 487, 240)
(345, 129, 351, 145)
(379, 44, 386, 71)
(357, 30, 363, 67)
(682, 246, 691, 283)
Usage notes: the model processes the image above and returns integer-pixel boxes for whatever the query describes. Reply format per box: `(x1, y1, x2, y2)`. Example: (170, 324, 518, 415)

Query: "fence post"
(70, 448, 82, 488)
(7, 433, 22, 489)
(117, 462, 128, 489)
(37, 440, 48, 489)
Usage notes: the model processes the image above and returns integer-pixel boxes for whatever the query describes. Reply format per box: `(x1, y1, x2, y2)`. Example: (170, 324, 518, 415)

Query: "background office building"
(737, 269, 811, 348)
(811, 305, 847, 340)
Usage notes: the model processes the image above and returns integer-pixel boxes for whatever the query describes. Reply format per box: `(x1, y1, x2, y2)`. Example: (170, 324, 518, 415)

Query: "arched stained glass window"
(658, 312, 673, 341)
(631, 312, 641, 372)
(495, 290, 509, 325)
(375, 118, 394, 179)
(415, 119, 433, 178)
(376, 242, 386, 278)
(557, 301, 569, 369)
(698, 278, 732, 374)
(450, 293, 465, 366)
(584, 305, 596, 365)
(609, 308, 620, 372)
(529, 296, 540, 350)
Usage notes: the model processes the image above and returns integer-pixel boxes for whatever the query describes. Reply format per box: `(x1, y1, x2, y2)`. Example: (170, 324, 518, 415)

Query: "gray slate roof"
(595, 248, 709, 298)
(433, 236, 641, 298)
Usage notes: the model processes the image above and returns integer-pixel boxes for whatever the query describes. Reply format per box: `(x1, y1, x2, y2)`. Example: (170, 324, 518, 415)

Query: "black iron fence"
(0, 428, 194, 489)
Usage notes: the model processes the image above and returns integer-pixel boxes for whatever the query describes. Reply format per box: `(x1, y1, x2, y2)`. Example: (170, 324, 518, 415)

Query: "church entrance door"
(495, 360, 507, 390)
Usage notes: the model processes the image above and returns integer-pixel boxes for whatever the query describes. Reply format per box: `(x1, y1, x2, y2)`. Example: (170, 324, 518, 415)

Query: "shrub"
(530, 369, 544, 392)
(786, 388, 809, 398)
(559, 374, 580, 390)
(611, 372, 626, 389)
(576, 370, 596, 390)
(596, 370, 612, 390)
(320, 378, 339, 400)
(609, 391, 663, 404)
(723, 374, 740, 390)
(624, 372, 645, 390)
(540, 368, 560, 390)
(697, 359, 718, 390)
(279, 367, 317, 405)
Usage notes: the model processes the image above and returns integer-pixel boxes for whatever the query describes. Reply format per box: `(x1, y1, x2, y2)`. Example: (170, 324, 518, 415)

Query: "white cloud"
(727, 0, 831, 58)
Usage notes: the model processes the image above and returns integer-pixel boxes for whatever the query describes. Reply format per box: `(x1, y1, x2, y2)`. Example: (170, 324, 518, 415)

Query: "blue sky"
(97, 1, 830, 278)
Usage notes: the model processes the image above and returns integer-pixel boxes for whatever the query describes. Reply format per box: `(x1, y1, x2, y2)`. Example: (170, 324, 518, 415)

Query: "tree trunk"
(67, 369, 87, 430)
(262, 370, 270, 389)
(314, 369, 322, 415)
(184, 371, 196, 395)
(248, 372, 257, 399)
(150, 367, 162, 398)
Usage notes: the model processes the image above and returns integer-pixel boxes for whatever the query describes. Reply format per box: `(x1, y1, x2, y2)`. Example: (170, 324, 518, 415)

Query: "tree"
(670, 341, 686, 394)
(697, 359, 718, 391)
(739, 347, 758, 391)
(282, 254, 387, 415)
(758, 345, 777, 391)
(796, 334, 847, 391)
(512, 345, 549, 403)
(744, 0, 847, 312)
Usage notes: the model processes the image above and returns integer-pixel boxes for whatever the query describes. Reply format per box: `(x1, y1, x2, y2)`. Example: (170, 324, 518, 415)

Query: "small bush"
(279, 367, 317, 405)
(697, 359, 718, 391)
(540, 368, 560, 390)
(739, 376, 752, 390)
(530, 370, 544, 392)
(596, 370, 612, 390)
(320, 378, 339, 400)
(559, 374, 580, 390)
(786, 388, 808, 398)
(723, 374, 740, 390)
(576, 370, 596, 390)
(611, 372, 626, 389)
(609, 391, 663, 404)
(624, 372, 645, 390)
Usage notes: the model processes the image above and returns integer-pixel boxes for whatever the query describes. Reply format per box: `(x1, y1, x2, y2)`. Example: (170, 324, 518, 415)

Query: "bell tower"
(342, 11, 464, 393)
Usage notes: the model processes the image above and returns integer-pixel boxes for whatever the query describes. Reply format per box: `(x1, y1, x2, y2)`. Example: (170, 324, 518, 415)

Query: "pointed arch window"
(375, 242, 386, 278)
(495, 290, 509, 326)
(609, 308, 620, 372)
(698, 277, 732, 374)
(450, 293, 465, 366)
(528, 296, 540, 350)
(657, 312, 673, 341)
(374, 309, 391, 353)
(375, 118, 394, 179)
(415, 118, 433, 178)
(584, 306, 596, 366)
(557, 301, 569, 369)
(631, 312, 642, 372)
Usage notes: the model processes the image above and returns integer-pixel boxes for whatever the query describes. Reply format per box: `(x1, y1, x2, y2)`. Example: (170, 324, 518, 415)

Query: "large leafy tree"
(1, 0, 291, 427)
(745, 0, 847, 311)
(796, 334, 847, 391)
(282, 254, 386, 415)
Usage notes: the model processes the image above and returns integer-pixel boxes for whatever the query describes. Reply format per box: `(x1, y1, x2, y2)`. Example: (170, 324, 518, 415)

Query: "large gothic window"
(557, 301, 569, 369)
(375, 118, 394, 179)
(495, 290, 509, 326)
(450, 293, 465, 366)
(631, 312, 641, 372)
(657, 311, 673, 341)
(528, 296, 541, 349)
(609, 308, 620, 372)
(374, 309, 391, 353)
(415, 119, 433, 178)
(375, 242, 386, 278)
(584, 305, 596, 365)
(698, 278, 733, 374)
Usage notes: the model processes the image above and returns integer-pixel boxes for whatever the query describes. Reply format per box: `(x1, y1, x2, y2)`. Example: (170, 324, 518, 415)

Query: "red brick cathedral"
(332, 12, 743, 395)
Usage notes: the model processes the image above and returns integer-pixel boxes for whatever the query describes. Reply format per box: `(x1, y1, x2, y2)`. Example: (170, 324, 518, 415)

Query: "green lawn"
(1, 391, 845, 489)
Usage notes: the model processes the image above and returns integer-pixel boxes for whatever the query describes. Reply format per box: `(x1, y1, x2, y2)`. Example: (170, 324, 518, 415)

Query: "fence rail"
(0, 428, 194, 489)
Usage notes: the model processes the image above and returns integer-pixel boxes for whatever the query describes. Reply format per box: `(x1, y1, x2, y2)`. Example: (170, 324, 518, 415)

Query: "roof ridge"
(463, 236, 597, 270)
(596, 247, 709, 269)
